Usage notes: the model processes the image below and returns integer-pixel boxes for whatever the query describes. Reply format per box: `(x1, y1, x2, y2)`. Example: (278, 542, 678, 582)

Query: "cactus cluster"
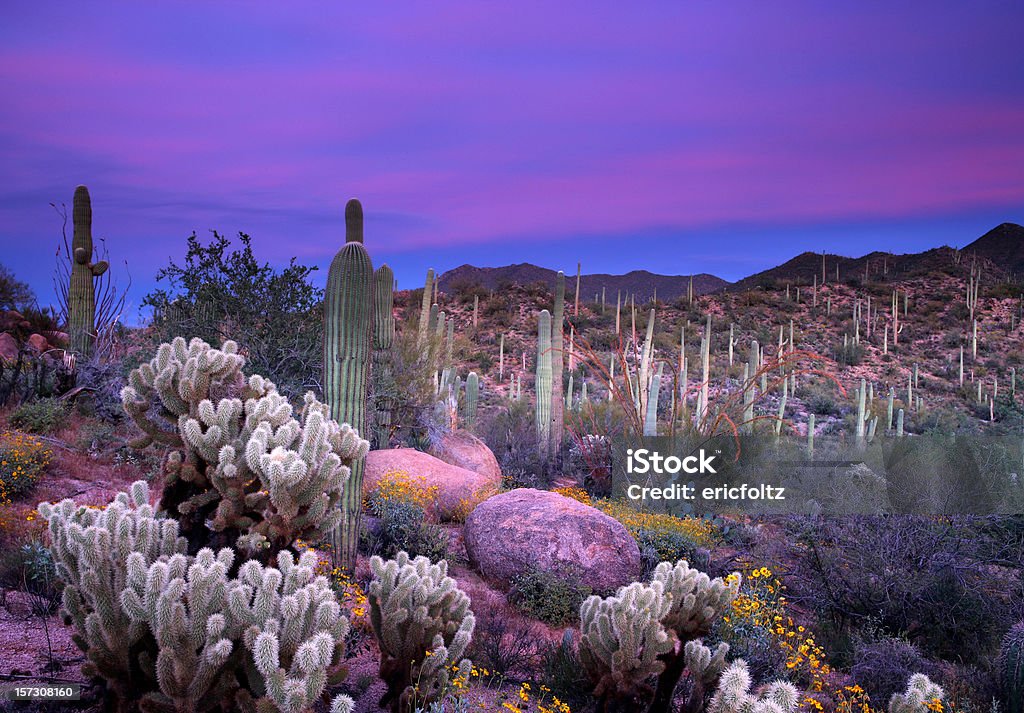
(368, 552, 475, 712)
(121, 337, 368, 561)
(40, 483, 354, 713)
(68, 185, 110, 356)
(579, 559, 740, 712)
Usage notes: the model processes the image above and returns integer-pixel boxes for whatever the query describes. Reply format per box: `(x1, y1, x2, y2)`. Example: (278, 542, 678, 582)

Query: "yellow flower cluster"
(500, 682, 571, 713)
(722, 566, 831, 694)
(552, 486, 591, 505)
(0, 430, 53, 506)
(307, 547, 369, 625)
(451, 484, 499, 522)
(832, 684, 877, 713)
(367, 468, 439, 510)
(594, 499, 718, 547)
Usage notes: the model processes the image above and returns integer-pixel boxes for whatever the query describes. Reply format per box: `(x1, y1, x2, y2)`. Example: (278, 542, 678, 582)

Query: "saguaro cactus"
(999, 621, 1024, 713)
(68, 185, 109, 355)
(323, 198, 374, 570)
(536, 310, 553, 459)
(373, 264, 396, 448)
(551, 271, 566, 456)
(465, 371, 479, 429)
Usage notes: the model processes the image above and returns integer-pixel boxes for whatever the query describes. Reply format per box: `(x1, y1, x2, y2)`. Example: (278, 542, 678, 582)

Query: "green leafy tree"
(143, 231, 322, 399)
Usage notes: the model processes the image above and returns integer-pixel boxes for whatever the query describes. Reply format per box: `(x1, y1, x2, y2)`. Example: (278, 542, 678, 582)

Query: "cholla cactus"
(579, 580, 675, 703)
(579, 559, 740, 712)
(120, 337, 369, 561)
(888, 674, 946, 713)
(38, 482, 186, 708)
(368, 552, 475, 712)
(228, 549, 351, 713)
(654, 559, 739, 638)
(708, 660, 799, 713)
(119, 547, 239, 712)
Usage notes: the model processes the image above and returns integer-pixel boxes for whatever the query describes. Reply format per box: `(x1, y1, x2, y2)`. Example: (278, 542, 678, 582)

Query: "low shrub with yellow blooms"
(0, 431, 53, 536)
(451, 484, 499, 522)
(552, 486, 591, 505)
(0, 430, 53, 502)
(593, 499, 718, 547)
(366, 468, 439, 512)
(721, 566, 830, 694)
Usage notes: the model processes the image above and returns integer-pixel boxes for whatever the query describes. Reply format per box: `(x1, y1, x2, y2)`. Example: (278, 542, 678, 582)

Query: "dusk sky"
(2, 2, 1023, 320)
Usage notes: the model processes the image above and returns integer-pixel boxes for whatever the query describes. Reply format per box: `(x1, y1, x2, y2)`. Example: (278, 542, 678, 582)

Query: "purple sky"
(2, 2, 1023, 319)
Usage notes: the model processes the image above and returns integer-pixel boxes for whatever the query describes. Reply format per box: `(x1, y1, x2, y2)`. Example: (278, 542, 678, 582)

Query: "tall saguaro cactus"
(536, 310, 553, 460)
(324, 198, 374, 571)
(551, 271, 566, 456)
(68, 185, 109, 355)
(373, 264, 396, 448)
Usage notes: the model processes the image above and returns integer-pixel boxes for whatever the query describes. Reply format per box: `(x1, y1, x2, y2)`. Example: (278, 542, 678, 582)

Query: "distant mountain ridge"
(727, 222, 1024, 291)
(436, 263, 729, 302)
(435, 223, 1024, 298)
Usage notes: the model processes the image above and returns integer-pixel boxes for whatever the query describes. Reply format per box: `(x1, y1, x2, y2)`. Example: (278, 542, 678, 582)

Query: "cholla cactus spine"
(708, 660, 799, 713)
(579, 559, 740, 712)
(121, 337, 368, 561)
(368, 552, 475, 712)
(38, 482, 186, 704)
(888, 674, 946, 713)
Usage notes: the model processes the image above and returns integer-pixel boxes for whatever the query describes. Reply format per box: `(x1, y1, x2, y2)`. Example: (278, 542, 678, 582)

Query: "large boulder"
(0, 332, 19, 364)
(363, 448, 500, 521)
(429, 430, 502, 484)
(26, 333, 49, 354)
(464, 488, 641, 593)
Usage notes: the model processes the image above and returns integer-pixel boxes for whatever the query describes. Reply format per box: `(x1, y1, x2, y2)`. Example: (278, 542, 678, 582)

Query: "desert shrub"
(364, 470, 448, 561)
(851, 636, 936, 702)
(9, 397, 68, 434)
(835, 339, 865, 366)
(479, 401, 547, 488)
(786, 515, 1022, 667)
(0, 431, 53, 501)
(18, 540, 62, 613)
(467, 604, 541, 677)
(539, 630, 592, 711)
(386, 326, 451, 450)
(594, 500, 718, 578)
(509, 566, 591, 625)
(142, 232, 322, 400)
(364, 499, 448, 562)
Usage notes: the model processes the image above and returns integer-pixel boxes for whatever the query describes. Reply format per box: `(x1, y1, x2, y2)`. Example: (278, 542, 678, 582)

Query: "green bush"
(9, 398, 68, 434)
(509, 567, 591, 625)
(363, 498, 448, 563)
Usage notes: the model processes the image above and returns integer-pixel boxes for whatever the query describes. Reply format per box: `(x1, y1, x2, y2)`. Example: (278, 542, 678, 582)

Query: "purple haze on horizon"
(1, 2, 1023, 319)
